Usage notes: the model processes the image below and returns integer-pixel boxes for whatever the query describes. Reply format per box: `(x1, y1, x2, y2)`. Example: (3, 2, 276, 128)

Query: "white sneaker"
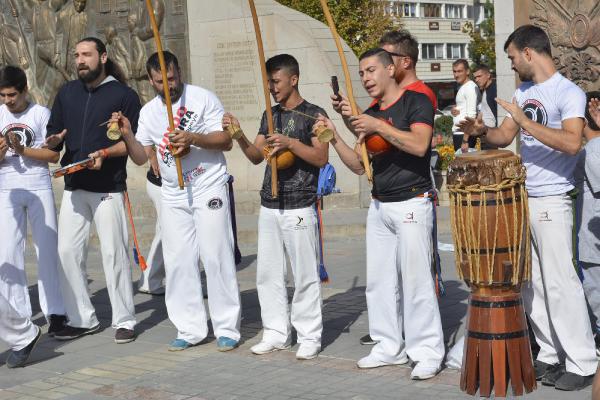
(296, 344, 320, 360)
(356, 353, 409, 369)
(250, 341, 291, 355)
(411, 362, 441, 380)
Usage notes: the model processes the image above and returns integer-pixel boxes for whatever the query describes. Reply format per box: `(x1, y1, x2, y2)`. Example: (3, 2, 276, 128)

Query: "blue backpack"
(316, 163, 337, 283)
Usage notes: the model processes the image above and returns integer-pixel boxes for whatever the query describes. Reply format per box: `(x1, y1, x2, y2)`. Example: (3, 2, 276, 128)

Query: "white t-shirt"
(0, 103, 51, 190)
(575, 136, 600, 264)
(452, 80, 479, 134)
(136, 84, 228, 203)
(513, 72, 586, 197)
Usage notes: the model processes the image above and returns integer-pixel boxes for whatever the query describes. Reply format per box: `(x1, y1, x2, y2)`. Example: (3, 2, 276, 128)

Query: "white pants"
(0, 189, 65, 323)
(366, 197, 445, 367)
(581, 263, 600, 334)
(523, 195, 597, 375)
(257, 206, 322, 346)
(0, 293, 38, 351)
(57, 190, 136, 330)
(161, 184, 241, 344)
(138, 181, 165, 292)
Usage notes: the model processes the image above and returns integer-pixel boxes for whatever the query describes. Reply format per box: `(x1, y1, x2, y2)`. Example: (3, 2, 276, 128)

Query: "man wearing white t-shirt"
(0, 66, 66, 367)
(459, 25, 596, 391)
(451, 59, 479, 152)
(116, 51, 242, 352)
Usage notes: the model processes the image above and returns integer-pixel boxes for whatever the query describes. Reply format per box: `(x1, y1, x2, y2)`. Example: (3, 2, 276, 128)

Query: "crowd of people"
(0, 24, 599, 394)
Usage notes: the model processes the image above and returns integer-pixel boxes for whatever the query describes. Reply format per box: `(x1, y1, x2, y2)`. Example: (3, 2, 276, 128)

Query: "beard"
(157, 83, 184, 102)
(78, 63, 103, 84)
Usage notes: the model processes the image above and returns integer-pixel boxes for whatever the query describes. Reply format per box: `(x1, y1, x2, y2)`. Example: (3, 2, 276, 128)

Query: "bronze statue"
(57, 0, 88, 79)
(105, 25, 131, 83)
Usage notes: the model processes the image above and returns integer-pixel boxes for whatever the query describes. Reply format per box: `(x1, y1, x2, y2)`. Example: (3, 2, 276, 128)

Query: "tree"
(463, 0, 495, 70)
(276, 0, 395, 56)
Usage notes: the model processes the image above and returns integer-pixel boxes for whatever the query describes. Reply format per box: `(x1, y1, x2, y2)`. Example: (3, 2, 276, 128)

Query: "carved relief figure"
(22, 0, 68, 105)
(530, 0, 600, 90)
(57, 0, 89, 79)
(105, 25, 131, 83)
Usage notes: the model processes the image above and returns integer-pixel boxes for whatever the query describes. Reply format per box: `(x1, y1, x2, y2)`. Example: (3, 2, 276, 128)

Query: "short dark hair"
(0, 65, 27, 92)
(379, 30, 419, 64)
(77, 37, 127, 83)
(359, 48, 394, 66)
(146, 51, 181, 76)
(504, 24, 552, 57)
(452, 59, 469, 70)
(473, 64, 491, 74)
(265, 54, 300, 77)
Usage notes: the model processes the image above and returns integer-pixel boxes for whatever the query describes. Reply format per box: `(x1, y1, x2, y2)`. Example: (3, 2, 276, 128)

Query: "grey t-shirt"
(576, 136, 600, 264)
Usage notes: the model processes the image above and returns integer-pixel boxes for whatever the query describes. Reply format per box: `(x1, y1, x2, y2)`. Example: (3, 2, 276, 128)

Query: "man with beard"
(44, 37, 140, 344)
(459, 25, 596, 391)
(319, 48, 444, 379)
(110, 51, 242, 352)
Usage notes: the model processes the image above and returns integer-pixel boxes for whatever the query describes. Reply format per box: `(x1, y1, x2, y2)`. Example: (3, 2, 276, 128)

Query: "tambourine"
(51, 158, 94, 178)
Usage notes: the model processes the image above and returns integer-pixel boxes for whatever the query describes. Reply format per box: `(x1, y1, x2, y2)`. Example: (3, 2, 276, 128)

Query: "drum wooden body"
(447, 150, 536, 397)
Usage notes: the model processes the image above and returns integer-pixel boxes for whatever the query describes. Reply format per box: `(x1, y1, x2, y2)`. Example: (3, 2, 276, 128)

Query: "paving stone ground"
(0, 207, 592, 399)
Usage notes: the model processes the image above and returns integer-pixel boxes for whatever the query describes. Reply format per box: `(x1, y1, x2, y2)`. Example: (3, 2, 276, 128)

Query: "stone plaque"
(0, 0, 190, 106)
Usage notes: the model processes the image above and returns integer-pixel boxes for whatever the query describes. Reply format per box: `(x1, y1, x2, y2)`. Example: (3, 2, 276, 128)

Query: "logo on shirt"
(158, 106, 200, 167)
(207, 197, 223, 210)
(1, 123, 35, 156)
(520, 99, 547, 137)
(538, 210, 552, 222)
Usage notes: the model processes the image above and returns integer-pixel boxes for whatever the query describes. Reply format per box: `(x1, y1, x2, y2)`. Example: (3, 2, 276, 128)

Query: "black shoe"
(555, 371, 594, 391)
(541, 363, 565, 386)
(534, 360, 554, 380)
(359, 334, 377, 345)
(47, 314, 68, 337)
(54, 324, 100, 340)
(7, 326, 41, 368)
(114, 328, 136, 344)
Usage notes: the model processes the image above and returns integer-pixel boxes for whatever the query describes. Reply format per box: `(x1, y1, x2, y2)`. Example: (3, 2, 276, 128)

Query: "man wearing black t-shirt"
(319, 48, 444, 379)
(222, 54, 328, 360)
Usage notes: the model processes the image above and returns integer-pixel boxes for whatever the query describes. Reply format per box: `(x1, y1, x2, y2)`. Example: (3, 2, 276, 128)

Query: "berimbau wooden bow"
(145, 0, 185, 189)
(248, 0, 278, 198)
(318, 0, 373, 183)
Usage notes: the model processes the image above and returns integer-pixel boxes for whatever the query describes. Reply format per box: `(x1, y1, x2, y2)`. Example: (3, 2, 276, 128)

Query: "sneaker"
(168, 338, 195, 351)
(250, 341, 291, 355)
(356, 353, 409, 369)
(7, 326, 41, 368)
(554, 371, 594, 391)
(296, 344, 320, 360)
(541, 363, 565, 386)
(216, 336, 239, 352)
(137, 287, 165, 295)
(359, 334, 377, 345)
(114, 328, 136, 344)
(47, 315, 67, 337)
(54, 324, 100, 341)
(411, 362, 441, 380)
(534, 360, 554, 380)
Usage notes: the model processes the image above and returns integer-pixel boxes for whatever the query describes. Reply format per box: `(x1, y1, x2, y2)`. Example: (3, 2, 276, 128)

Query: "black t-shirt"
(258, 100, 327, 209)
(366, 90, 433, 202)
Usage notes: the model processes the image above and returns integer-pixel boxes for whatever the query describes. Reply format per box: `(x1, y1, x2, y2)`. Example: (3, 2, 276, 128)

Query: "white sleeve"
(465, 83, 480, 119)
(585, 143, 600, 194)
(199, 90, 225, 134)
(37, 106, 51, 147)
(136, 109, 155, 146)
(559, 82, 586, 121)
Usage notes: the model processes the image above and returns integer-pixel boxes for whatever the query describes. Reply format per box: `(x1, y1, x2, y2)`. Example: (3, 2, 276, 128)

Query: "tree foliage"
(463, 0, 495, 70)
(276, 0, 395, 56)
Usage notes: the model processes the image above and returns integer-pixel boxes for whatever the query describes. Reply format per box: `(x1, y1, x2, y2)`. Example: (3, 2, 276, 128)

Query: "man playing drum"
(319, 48, 444, 379)
(459, 25, 596, 391)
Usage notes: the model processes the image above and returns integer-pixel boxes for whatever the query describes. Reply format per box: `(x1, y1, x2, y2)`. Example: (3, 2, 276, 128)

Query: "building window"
(98, 0, 111, 13)
(173, 0, 185, 14)
(447, 43, 466, 59)
(420, 3, 441, 18)
(400, 2, 417, 17)
(445, 4, 463, 19)
(422, 43, 444, 60)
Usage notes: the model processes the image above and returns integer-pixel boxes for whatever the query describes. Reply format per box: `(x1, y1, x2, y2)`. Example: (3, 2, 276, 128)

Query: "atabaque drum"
(447, 150, 536, 398)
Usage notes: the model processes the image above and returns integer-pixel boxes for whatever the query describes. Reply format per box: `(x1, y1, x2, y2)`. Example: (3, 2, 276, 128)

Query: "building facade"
(380, 1, 491, 108)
